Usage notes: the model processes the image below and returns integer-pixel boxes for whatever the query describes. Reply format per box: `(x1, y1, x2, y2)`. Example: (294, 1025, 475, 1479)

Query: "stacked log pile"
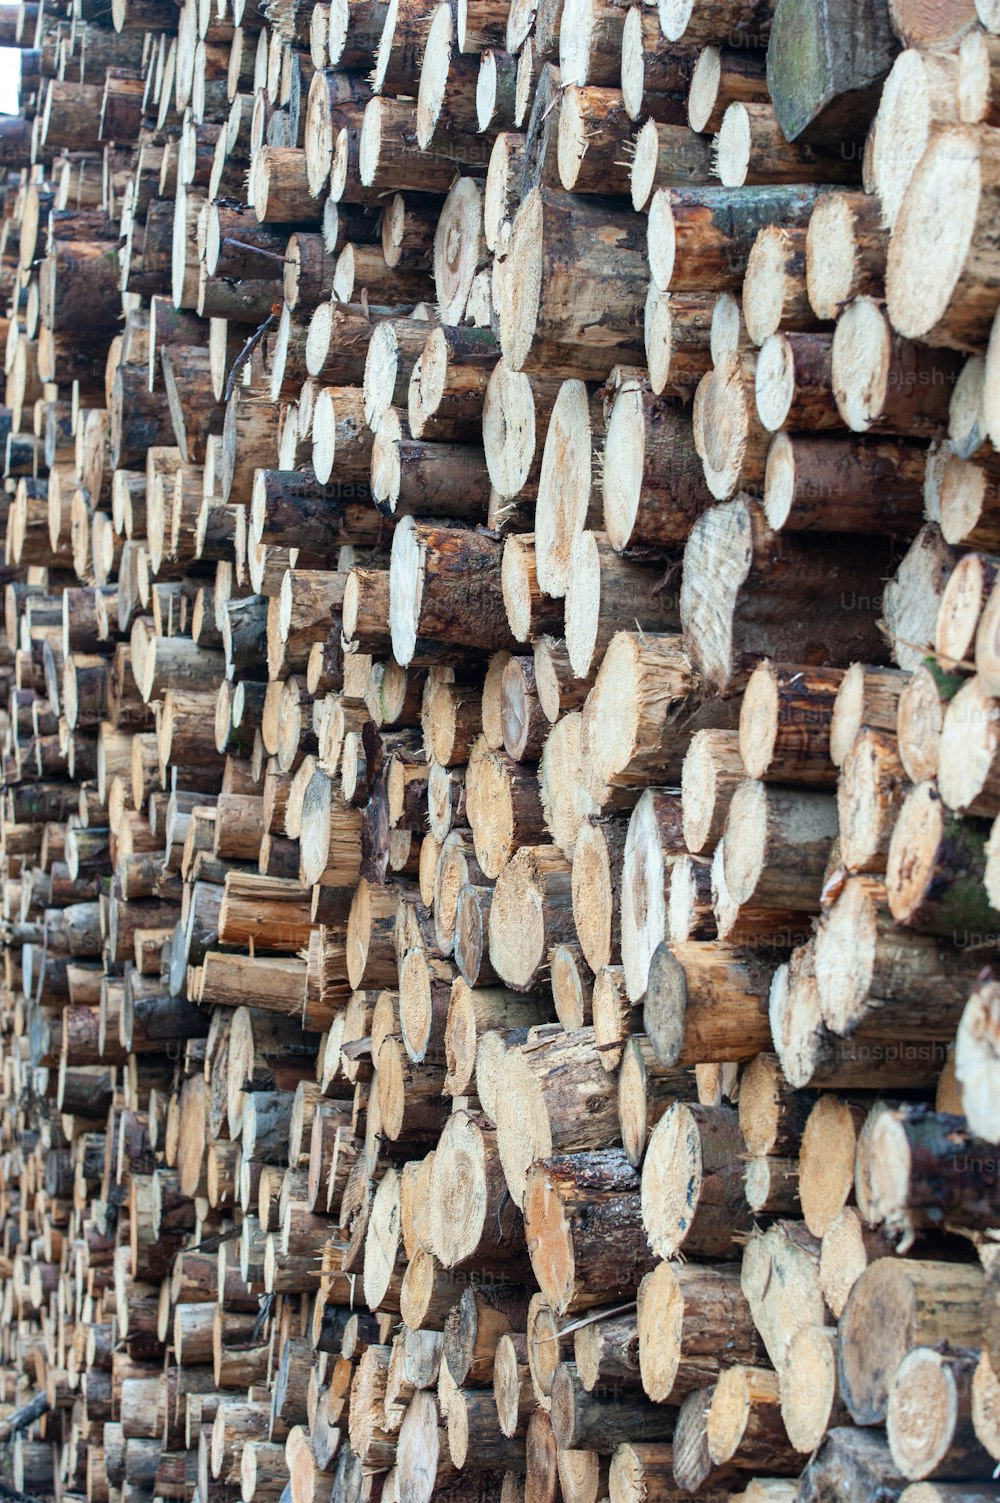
(3, 0, 1000, 1501)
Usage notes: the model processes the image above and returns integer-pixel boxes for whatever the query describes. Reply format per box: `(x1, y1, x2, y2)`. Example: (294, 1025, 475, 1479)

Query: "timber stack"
(3, 0, 1000, 1501)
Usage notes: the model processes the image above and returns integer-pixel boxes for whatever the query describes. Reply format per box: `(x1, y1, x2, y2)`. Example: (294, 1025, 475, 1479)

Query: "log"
(637, 1257, 765, 1404)
(832, 298, 962, 436)
(648, 182, 823, 293)
(887, 126, 1000, 351)
(839, 1259, 984, 1425)
(716, 100, 861, 188)
(766, 0, 898, 144)
(488, 844, 575, 991)
(443, 1284, 531, 1390)
(427, 1112, 528, 1272)
(886, 779, 999, 939)
(806, 189, 887, 320)
(706, 1366, 799, 1473)
(867, 1105, 1000, 1240)
(642, 941, 778, 1068)
(797, 1429, 906, 1503)
(814, 875, 982, 1041)
(523, 1149, 653, 1313)
(888, 1345, 989, 1482)
(497, 188, 647, 376)
(641, 1101, 749, 1259)
(681, 495, 891, 693)
(389, 518, 514, 666)
(495, 1026, 619, 1205)
(739, 660, 842, 783)
(603, 381, 713, 548)
(550, 1361, 673, 1452)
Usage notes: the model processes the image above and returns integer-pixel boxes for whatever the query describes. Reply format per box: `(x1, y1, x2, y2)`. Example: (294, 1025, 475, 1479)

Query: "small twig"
(224, 312, 277, 403)
(557, 1300, 637, 1338)
(252, 1292, 275, 1343)
(0, 1396, 49, 1446)
(0, 1478, 49, 1503)
(891, 633, 973, 675)
(535, 1300, 638, 1342)
(222, 236, 295, 266)
(187, 1226, 242, 1254)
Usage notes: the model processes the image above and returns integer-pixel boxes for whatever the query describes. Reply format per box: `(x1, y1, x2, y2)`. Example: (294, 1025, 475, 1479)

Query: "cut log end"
(886, 125, 991, 347)
(497, 188, 544, 372)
